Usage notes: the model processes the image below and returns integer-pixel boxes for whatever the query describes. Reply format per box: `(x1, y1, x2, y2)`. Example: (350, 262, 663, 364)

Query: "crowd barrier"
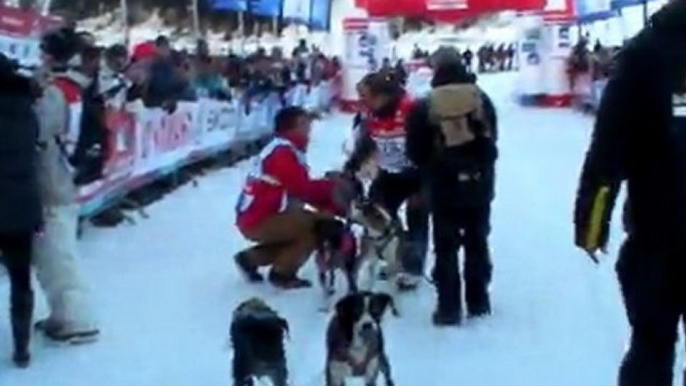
(77, 81, 336, 218)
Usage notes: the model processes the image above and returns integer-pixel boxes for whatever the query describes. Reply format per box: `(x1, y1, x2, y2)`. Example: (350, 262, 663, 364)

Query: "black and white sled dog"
(314, 173, 366, 310)
(230, 298, 290, 386)
(326, 292, 398, 386)
(314, 218, 359, 310)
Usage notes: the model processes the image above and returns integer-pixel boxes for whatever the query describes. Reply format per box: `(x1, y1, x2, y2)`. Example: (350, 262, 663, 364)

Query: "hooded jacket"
(0, 61, 42, 234)
(574, 1, 686, 251)
(35, 70, 91, 206)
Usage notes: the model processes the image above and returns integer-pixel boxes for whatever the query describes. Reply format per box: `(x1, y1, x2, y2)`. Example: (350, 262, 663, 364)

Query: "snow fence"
(77, 82, 336, 218)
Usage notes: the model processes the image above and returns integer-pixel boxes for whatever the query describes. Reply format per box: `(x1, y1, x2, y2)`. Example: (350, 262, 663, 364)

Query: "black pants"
(432, 200, 492, 316)
(0, 232, 34, 355)
(616, 236, 686, 386)
(369, 169, 430, 276)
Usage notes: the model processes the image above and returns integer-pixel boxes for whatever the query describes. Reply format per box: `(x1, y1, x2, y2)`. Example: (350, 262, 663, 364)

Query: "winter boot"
(11, 290, 34, 368)
(234, 251, 264, 283)
(268, 271, 312, 290)
(466, 280, 491, 318)
(432, 306, 462, 327)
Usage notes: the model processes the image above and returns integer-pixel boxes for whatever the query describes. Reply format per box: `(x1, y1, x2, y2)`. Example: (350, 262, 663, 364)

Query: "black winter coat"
(0, 69, 42, 234)
(574, 1, 686, 251)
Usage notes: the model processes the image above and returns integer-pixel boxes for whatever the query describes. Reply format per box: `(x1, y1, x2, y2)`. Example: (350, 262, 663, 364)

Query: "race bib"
(373, 135, 412, 173)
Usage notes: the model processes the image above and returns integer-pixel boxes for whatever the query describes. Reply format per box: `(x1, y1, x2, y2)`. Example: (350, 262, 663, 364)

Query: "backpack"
(53, 76, 108, 186)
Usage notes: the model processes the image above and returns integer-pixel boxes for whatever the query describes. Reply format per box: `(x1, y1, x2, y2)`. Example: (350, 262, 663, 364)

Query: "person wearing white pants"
(34, 27, 99, 343)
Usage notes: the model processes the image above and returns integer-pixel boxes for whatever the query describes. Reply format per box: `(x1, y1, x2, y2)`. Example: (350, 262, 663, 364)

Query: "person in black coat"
(0, 54, 43, 367)
(574, 2, 686, 385)
(406, 47, 498, 326)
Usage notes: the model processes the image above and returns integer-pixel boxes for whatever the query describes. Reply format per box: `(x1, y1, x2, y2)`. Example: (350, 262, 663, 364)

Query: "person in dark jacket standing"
(0, 54, 43, 367)
(406, 48, 498, 326)
(574, 2, 686, 385)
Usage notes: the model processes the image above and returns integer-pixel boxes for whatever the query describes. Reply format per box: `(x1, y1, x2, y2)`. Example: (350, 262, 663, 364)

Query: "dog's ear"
(371, 293, 399, 318)
(335, 294, 359, 317)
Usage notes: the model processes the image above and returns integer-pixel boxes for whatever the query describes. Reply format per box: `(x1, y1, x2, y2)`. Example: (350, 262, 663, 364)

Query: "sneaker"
(234, 251, 264, 283)
(432, 309, 462, 327)
(396, 273, 421, 292)
(268, 271, 312, 290)
(35, 319, 99, 344)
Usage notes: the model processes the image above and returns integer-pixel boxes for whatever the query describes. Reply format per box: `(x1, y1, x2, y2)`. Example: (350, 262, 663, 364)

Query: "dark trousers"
(432, 201, 492, 316)
(0, 232, 34, 356)
(617, 236, 686, 386)
(369, 170, 430, 276)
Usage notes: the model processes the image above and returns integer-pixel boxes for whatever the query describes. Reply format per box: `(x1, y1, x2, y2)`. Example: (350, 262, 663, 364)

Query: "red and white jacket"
(235, 134, 337, 234)
(366, 95, 415, 173)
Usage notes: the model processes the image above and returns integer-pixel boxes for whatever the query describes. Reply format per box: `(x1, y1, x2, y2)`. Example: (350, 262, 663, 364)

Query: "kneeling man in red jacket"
(234, 106, 350, 289)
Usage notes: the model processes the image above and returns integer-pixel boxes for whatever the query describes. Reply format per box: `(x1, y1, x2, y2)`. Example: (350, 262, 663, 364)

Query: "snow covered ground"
(1, 73, 680, 386)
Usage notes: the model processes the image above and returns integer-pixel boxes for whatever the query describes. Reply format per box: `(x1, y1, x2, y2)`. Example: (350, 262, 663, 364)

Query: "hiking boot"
(234, 251, 264, 283)
(34, 319, 99, 344)
(432, 309, 462, 327)
(268, 271, 312, 290)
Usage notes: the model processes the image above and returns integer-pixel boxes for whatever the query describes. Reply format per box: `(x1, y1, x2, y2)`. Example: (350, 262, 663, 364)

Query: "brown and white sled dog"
(348, 199, 407, 305)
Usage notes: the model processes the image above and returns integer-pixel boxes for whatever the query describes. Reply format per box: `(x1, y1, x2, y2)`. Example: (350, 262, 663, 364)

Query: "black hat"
(41, 26, 81, 65)
(430, 47, 474, 88)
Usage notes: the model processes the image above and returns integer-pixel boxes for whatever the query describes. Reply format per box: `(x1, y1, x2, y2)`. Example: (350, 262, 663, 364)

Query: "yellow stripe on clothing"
(585, 186, 610, 249)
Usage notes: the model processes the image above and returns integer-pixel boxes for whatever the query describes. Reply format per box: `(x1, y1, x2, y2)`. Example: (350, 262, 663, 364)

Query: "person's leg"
(368, 171, 406, 217)
(462, 204, 493, 317)
(238, 209, 325, 288)
(617, 237, 680, 386)
(33, 204, 98, 341)
(0, 233, 34, 367)
(400, 179, 430, 282)
(431, 204, 463, 326)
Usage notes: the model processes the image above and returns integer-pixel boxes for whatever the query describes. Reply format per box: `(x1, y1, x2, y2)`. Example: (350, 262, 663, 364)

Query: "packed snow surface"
(1, 73, 682, 386)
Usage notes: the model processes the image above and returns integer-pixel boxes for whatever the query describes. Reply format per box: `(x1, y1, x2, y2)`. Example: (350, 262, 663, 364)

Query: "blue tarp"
(208, 0, 248, 11)
(249, 0, 282, 16)
(281, 0, 312, 23)
(308, 0, 332, 30)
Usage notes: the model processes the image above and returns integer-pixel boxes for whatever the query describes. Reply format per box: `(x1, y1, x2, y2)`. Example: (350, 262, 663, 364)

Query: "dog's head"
(334, 292, 398, 343)
(232, 297, 289, 340)
(349, 199, 394, 238)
